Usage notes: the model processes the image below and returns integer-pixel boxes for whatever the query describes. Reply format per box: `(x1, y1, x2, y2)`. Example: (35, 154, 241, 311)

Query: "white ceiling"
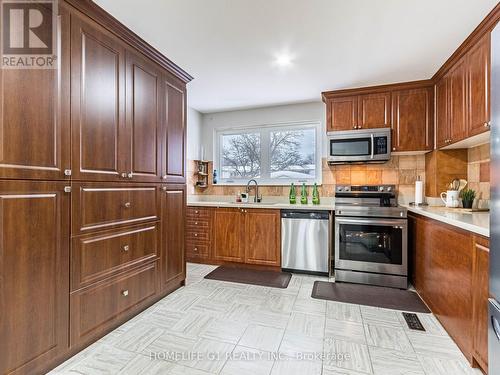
(94, 0, 498, 113)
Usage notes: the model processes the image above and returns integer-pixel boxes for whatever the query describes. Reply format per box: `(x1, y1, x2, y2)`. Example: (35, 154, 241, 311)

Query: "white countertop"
(187, 195, 334, 211)
(403, 205, 490, 238)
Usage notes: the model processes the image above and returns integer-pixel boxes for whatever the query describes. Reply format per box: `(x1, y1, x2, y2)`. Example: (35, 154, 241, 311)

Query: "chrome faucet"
(246, 179, 261, 203)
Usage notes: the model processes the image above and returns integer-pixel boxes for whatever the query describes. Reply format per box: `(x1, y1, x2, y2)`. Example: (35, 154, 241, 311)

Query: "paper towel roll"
(415, 179, 423, 205)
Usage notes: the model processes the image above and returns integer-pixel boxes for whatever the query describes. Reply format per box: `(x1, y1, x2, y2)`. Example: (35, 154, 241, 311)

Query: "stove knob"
(379, 186, 384, 192)
(387, 187, 392, 192)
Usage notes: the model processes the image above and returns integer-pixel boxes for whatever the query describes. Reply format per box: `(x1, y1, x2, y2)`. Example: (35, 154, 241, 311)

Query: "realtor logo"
(1, 0, 57, 69)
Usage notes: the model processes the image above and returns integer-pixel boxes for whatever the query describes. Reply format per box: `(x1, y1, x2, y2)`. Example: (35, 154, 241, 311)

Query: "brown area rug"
(311, 281, 430, 313)
(204, 266, 292, 288)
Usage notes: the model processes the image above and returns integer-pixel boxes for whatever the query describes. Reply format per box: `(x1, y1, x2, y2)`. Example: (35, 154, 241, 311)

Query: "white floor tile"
(239, 324, 285, 352)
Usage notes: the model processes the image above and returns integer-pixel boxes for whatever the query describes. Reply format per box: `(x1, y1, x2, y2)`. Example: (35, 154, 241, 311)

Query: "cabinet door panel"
(472, 238, 489, 371)
(126, 51, 162, 182)
(213, 208, 243, 262)
(71, 14, 126, 181)
(162, 186, 186, 288)
(358, 92, 391, 129)
(449, 59, 468, 142)
(435, 77, 450, 149)
(162, 78, 186, 183)
(467, 34, 490, 136)
(391, 88, 433, 152)
(0, 181, 69, 375)
(328, 96, 357, 131)
(244, 209, 280, 266)
(0, 7, 70, 180)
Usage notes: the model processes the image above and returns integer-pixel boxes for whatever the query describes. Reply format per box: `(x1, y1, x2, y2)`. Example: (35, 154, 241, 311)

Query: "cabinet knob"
(484, 122, 490, 128)
(162, 186, 167, 191)
(64, 169, 72, 176)
(122, 245, 129, 252)
(162, 175, 168, 180)
(127, 172, 133, 179)
(194, 233, 198, 237)
(195, 222, 198, 225)
(195, 210, 199, 214)
(121, 172, 128, 178)
(121, 290, 129, 297)
(392, 147, 396, 151)
(194, 247, 198, 252)
(123, 202, 131, 208)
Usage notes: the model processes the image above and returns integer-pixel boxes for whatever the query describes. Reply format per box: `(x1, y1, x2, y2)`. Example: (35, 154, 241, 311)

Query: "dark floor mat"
(311, 281, 430, 313)
(204, 266, 292, 288)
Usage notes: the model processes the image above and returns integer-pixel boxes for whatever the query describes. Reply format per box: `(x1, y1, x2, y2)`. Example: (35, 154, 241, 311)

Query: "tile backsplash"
(467, 143, 490, 203)
(188, 155, 426, 205)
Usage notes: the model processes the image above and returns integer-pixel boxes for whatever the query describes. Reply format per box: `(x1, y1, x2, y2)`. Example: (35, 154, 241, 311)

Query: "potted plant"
(461, 188, 476, 209)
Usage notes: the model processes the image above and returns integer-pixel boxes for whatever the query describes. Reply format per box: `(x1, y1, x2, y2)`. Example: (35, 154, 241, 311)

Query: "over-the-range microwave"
(327, 127, 391, 164)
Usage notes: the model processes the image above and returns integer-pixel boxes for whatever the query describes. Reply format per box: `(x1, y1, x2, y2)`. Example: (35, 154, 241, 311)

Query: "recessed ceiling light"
(274, 53, 293, 67)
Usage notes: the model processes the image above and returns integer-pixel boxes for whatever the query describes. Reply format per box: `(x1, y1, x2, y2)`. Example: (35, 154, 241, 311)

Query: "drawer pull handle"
(123, 202, 131, 208)
(122, 245, 129, 252)
(194, 247, 198, 251)
(195, 210, 199, 214)
(121, 172, 128, 178)
(194, 233, 198, 237)
(195, 222, 198, 225)
(121, 290, 129, 297)
(127, 172, 133, 179)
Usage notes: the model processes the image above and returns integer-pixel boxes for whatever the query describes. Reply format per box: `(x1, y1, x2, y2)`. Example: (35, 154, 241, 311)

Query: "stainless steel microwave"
(327, 128, 391, 164)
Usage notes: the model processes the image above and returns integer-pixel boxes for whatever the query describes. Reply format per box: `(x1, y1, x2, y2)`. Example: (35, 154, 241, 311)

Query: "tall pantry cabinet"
(0, 1, 192, 375)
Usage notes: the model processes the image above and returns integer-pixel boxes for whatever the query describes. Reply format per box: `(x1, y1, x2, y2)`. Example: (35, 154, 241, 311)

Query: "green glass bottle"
(289, 183, 296, 204)
(300, 183, 308, 204)
(312, 183, 320, 205)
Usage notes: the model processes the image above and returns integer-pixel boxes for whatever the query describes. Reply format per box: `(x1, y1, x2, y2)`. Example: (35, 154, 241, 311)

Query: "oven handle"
(335, 217, 407, 227)
(370, 134, 374, 159)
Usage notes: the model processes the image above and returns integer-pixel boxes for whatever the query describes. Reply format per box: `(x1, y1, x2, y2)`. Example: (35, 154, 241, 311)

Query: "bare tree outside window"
(221, 133, 261, 178)
(270, 129, 315, 179)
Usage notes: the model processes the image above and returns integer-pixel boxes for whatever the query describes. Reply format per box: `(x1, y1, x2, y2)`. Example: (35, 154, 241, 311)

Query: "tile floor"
(49, 263, 482, 375)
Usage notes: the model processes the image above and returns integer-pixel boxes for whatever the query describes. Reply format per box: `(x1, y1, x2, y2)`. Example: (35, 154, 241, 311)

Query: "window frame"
(214, 120, 322, 186)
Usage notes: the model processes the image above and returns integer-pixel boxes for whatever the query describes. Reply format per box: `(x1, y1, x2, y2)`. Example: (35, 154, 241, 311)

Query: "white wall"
(186, 107, 202, 160)
(200, 101, 326, 160)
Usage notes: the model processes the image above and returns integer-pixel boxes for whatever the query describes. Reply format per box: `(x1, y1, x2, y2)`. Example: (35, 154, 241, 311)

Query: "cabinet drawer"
(186, 229, 210, 242)
(72, 183, 160, 234)
(71, 224, 159, 290)
(70, 262, 158, 345)
(186, 242, 209, 257)
(186, 207, 211, 219)
(186, 218, 210, 228)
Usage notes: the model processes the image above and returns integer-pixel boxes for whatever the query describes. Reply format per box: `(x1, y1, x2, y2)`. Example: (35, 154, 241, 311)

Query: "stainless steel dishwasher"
(281, 210, 330, 275)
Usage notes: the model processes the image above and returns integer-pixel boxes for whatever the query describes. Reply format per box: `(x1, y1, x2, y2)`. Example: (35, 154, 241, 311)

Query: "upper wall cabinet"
(435, 33, 491, 149)
(391, 87, 433, 152)
(162, 77, 186, 184)
(323, 83, 433, 152)
(0, 6, 70, 181)
(467, 33, 490, 136)
(325, 92, 390, 131)
(71, 13, 127, 182)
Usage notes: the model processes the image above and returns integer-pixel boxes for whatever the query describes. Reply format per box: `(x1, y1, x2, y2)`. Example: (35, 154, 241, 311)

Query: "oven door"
(335, 217, 407, 276)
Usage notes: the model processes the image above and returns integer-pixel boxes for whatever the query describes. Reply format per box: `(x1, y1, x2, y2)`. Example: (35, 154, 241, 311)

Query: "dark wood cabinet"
(410, 213, 490, 371)
(244, 209, 281, 266)
(449, 58, 468, 142)
(391, 87, 433, 152)
(472, 236, 489, 373)
(0, 181, 69, 375)
(435, 76, 450, 148)
(126, 50, 163, 182)
(467, 33, 491, 136)
(213, 208, 244, 262)
(0, 6, 70, 181)
(186, 207, 212, 261)
(358, 92, 391, 129)
(71, 12, 127, 182)
(161, 185, 186, 290)
(162, 78, 186, 183)
(206, 207, 281, 267)
(327, 96, 358, 131)
(326, 93, 390, 131)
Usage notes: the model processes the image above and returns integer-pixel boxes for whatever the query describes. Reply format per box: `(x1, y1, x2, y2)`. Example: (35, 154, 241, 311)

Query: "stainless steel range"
(334, 184, 408, 289)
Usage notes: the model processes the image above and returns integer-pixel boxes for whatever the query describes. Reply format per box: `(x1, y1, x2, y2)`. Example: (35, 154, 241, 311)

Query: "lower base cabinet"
(409, 213, 489, 372)
(0, 181, 70, 375)
(188, 206, 281, 268)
